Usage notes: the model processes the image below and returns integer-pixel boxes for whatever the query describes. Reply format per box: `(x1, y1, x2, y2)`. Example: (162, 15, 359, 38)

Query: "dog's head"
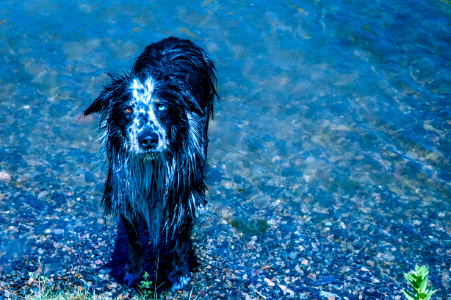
(84, 37, 217, 160)
(84, 73, 179, 158)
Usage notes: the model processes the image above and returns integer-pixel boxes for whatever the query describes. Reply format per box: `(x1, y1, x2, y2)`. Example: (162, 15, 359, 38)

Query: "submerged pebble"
(0, 172, 11, 183)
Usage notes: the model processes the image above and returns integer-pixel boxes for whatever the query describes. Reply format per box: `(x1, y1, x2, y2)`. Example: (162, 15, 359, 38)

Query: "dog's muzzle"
(138, 131, 159, 150)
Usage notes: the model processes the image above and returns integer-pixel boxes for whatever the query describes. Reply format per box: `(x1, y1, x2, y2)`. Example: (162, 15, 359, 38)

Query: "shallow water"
(1, 0, 451, 298)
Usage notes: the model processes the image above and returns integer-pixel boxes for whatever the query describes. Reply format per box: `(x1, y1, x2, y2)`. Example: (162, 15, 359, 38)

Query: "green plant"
(27, 271, 53, 300)
(136, 272, 153, 300)
(27, 256, 56, 300)
(402, 265, 435, 300)
(26, 256, 108, 300)
(136, 254, 164, 300)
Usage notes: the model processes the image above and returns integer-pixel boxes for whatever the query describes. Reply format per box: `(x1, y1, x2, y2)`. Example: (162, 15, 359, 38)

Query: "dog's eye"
(158, 104, 166, 111)
(125, 107, 133, 114)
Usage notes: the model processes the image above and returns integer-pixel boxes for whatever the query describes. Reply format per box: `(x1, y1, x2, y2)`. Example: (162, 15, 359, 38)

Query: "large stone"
(0, 172, 11, 183)
(409, 57, 436, 85)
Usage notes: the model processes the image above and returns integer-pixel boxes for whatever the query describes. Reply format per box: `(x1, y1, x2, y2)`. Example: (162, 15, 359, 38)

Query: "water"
(1, 0, 450, 298)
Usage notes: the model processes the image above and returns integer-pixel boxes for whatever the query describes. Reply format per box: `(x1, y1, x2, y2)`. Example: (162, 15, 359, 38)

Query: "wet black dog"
(84, 37, 217, 289)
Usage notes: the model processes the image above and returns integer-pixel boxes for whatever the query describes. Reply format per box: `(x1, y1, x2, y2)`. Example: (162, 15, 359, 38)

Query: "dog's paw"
(170, 274, 191, 291)
(123, 259, 144, 286)
(123, 249, 144, 286)
(123, 270, 142, 286)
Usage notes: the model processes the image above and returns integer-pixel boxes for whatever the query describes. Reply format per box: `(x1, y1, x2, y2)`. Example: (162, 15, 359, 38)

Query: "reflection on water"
(1, 0, 451, 298)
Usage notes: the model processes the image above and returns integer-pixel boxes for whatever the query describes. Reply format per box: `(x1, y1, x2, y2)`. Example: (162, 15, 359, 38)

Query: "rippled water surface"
(1, 0, 451, 298)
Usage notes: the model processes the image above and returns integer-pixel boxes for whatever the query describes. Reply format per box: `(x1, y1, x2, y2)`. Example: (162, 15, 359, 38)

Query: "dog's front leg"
(121, 214, 144, 286)
(168, 223, 192, 290)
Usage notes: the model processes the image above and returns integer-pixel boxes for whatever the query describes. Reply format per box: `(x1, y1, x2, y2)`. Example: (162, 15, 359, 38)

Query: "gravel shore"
(1, 176, 450, 299)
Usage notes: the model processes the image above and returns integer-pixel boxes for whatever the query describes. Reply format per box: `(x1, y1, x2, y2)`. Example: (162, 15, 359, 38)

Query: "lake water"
(0, 0, 450, 299)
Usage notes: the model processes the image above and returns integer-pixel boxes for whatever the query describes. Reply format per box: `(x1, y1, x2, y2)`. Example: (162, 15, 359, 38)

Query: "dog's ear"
(84, 85, 114, 116)
(84, 93, 107, 116)
(84, 75, 123, 116)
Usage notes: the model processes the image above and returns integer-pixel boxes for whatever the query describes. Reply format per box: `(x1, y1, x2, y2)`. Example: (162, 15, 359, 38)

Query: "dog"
(84, 36, 217, 289)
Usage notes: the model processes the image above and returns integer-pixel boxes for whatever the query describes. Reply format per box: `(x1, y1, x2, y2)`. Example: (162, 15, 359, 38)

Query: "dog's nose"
(138, 132, 159, 150)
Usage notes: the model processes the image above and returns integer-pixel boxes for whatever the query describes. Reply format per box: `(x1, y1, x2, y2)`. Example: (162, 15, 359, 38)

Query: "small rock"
(361, 266, 369, 272)
(13, 279, 23, 287)
(412, 220, 421, 226)
(4, 290, 11, 298)
(278, 284, 294, 296)
(26, 277, 34, 286)
(320, 291, 339, 299)
(0, 172, 11, 183)
(54, 229, 64, 235)
(8, 226, 19, 234)
(295, 264, 304, 275)
(264, 278, 275, 287)
(289, 252, 297, 259)
(381, 252, 395, 262)
(17, 174, 29, 183)
(107, 282, 117, 289)
(310, 276, 335, 286)
(366, 260, 375, 267)
(37, 248, 44, 254)
(352, 239, 364, 249)
(438, 212, 445, 218)
(18, 224, 30, 232)
(301, 259, 308, 265)
(357, 250, 365, 260)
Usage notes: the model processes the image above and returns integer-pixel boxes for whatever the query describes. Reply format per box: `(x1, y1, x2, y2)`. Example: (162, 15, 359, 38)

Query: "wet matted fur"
(84, 36, 217, 289)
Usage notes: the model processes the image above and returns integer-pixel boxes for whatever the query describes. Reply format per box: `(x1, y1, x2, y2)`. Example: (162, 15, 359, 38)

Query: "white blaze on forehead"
(127, 76, 167, 154)
(129, 77, 159, 125)
(130, 77, 156, 104)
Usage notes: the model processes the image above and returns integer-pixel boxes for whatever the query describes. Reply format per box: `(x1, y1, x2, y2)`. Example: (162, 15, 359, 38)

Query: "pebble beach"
(1, 0, 451, 299)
